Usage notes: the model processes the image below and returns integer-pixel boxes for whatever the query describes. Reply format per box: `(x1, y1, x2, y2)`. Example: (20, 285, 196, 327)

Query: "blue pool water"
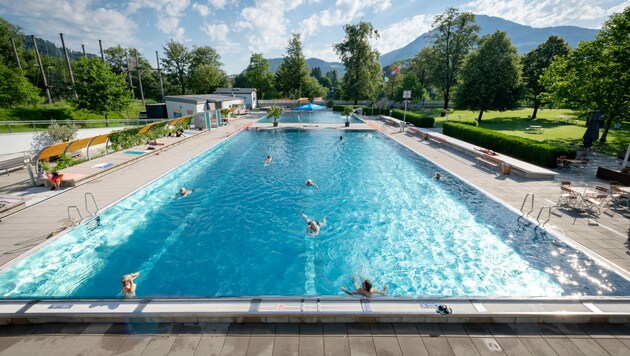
(0, 129, 628, 299)
(258, 110, 363, 124)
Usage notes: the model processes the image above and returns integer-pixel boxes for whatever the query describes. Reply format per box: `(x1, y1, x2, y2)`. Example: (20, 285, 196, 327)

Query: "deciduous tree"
(0, 62, 41, 107)
(162, 40, 192, 95)
(72, 57, 131, 126)
(455, 31, 522, 121)
(522, 36, 570, 119)
(334, 21, 382, 103)
(241, 53, 276, 99)
(430, 8, 479, 110)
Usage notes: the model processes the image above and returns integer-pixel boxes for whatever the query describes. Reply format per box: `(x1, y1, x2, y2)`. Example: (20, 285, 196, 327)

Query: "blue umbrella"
(294, 103, 326, 111)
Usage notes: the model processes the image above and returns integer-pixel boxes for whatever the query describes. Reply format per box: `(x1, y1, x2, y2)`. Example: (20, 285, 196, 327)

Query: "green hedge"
(109, 120, 171, 151)
(442, 122, 576, 168)
(332, 105, 352, 112)
(390, 109, 435, 128)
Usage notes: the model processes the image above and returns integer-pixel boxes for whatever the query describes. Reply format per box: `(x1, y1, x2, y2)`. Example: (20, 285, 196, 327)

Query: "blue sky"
(1, 0, 628, 74)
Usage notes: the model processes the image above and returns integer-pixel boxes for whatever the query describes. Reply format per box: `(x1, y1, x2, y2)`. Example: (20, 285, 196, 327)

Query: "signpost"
(402, 90, 411, 132)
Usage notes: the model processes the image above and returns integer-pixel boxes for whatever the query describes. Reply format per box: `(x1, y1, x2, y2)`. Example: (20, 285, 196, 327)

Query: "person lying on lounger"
(342, 277, 388, 298)
(147, 139, 165, 146)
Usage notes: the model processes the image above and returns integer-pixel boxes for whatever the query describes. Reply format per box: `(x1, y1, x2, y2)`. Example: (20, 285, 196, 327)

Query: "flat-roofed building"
(214, 88, 257, 109)
(163, 94, 245, 119)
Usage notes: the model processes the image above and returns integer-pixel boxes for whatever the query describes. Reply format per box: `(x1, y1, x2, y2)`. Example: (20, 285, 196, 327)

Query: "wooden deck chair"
(86, 133, 111, 160)
(610, 183, 630, 211)
(557, 186, 579, 208)
(137, 122, 157, 135)
(581, 186, 610, 215)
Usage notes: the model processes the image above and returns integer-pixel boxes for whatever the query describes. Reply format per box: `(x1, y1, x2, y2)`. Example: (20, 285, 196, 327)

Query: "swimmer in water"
(432, 172, 441, 181)
(301, 213, 327, 237)
(264, 155, 272, 166)
(342, 277, 388, 298)
(121, 272, 140, 297)
(179, 187, 193, 197)
(304, 179, 320, 191)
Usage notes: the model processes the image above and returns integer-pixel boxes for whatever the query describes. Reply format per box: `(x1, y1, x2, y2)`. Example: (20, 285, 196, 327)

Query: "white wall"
(165, 101, 202, 119)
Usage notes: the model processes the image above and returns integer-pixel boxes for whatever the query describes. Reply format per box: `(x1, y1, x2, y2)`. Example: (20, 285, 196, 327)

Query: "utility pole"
(81, 44, 86, 57)
(59, 33, 77, 99)
(10, 37, 21, 69)
(32, 35, 52, 104)
(156, 51, 165, 101)
(135, 51, 145, 106)
(126, 50, 135, 98)
(98, 39, 104, 62)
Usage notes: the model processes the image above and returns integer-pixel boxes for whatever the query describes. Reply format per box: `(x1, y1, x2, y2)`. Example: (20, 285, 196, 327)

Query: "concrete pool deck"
(0, 115, 630, 327)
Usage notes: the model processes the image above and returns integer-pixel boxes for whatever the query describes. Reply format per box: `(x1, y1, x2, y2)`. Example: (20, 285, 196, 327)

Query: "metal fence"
(0, 119, 164, 133)
(257, 99, 445, 110)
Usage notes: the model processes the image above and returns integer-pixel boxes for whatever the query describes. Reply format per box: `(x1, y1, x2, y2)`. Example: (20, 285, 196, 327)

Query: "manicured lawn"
(417, 108, 628, 157)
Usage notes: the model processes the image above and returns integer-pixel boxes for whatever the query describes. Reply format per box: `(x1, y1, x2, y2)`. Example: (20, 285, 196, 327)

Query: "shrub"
(332, 105, 353, 112)
(47, 122, 79, 142)
(11, 106, 74, 121)
(442, 122, 576, 168)
(390, 109, 435, 128)
(53, 154, 84, 170)
(109, 127, 142, 151)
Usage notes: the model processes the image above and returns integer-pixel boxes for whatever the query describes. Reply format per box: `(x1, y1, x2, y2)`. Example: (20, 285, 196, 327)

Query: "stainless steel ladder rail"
(67, 205, 83, 226)
(85, 192, 98, 217)
(536, 206, 552, 227)
(520, 193, 535, 217)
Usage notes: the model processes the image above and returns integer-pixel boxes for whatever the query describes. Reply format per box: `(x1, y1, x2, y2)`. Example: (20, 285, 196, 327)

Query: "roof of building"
(215, 88, 257, 94)
(164, 94, 244, 104)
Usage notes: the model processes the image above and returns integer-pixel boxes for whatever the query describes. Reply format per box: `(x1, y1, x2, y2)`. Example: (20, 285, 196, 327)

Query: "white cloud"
(128, 0, 191, 36)
(304, 46, 338, 62)
(236, 0, 309, 53)
(463, 0, 610, 28)
(0, 0, 138, 48)
(373, 14, 433, 55)
(192, 3, 210, 16)
(299, 0, 393, 37)
(202, 23, 229, 42)
(607, 0, 630, 15)
(207, 0, 228, 8)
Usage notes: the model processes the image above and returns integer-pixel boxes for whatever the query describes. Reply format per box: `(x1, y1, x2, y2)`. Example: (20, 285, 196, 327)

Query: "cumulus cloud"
(207, 0, 229, 8)
(236, 0, 309, 53)
(0, 0, 138, 49)
(192, 3, 210, 16)
(303, 46, 338, 62)
(462, 0, 610, 28)
(299, 0, 392, 37)
(128, 0, 191, 37)
(373, 14, 433, 55)
(202, 23, 229, 42)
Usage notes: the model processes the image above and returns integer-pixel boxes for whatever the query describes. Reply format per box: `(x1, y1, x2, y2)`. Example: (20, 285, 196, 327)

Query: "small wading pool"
(0, 129, 628, 299)
(257, 110, 363, 124)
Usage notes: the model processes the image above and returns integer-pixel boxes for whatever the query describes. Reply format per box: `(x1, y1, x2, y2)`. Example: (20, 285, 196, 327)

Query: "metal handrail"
(536, 206, 552, 226)
(1, 118, 165, 133)
(84, 192, 98, 217)
(67, 205, 82, 226)
(520, 193, 535, 216)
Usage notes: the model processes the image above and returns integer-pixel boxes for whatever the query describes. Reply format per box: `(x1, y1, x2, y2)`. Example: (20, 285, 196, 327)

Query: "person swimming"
(301, 213, 327, 237)
(342, 277, 388, 298)
(304, 179, 320, 191)
(432, 172, 441, 180)
(264, 155, 273, 166)
(121, 272, 140, 297)
(179, 187, 193, 197)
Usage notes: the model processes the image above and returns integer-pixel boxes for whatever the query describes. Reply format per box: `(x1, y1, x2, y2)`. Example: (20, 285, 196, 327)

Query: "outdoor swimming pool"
(0, 129, 628, 299)
(257, 110, 363, 124)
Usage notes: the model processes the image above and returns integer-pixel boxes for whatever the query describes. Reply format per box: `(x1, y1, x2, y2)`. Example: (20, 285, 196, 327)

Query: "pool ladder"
(520, 193, 562, 231)
(520, 193, 535, 217)
(67, 193, 99, 226)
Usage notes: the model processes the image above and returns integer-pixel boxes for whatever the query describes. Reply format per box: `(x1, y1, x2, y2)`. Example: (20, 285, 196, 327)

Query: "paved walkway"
(1, 321, 629, 355)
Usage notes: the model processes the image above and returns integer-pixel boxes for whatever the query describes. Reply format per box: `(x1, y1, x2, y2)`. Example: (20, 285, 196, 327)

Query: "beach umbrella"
(582, 110, 603, 148)
(294, 103, 326, 111)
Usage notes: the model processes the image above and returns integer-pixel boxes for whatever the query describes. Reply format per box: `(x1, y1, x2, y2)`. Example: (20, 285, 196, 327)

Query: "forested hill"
(22, 36, 88, 60)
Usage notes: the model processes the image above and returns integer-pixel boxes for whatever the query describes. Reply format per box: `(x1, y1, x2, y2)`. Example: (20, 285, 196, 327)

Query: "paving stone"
(140, 335, 177, 356)
(116, 336, 152, 356)
(372, 336, 402, 356)
(88, 335, 126, 356)
(219, 336, 250, 356)
(446, 337, 480, 356)
(245, 336, 274, 356)
(298, 335, 324, 356)
(193, 336, 225, 356)
(271, 336, 298, 356)
(545, 337, 584, 355)
(568, 338, 608, 356)
(396, 335, 428, 356)
(494, 338, 532, 356)
(462, 324, 493, 337)
(469, 337, 505, 355)
(323, 335, 350, 356)
(168, 335, 202, 356)
(323, 323, 347, 336)
(348, 335, 376, 356)
(369, 323, 396, 335)
(299, 324, 323, 336)
(421, 336, 455, 356)
(593, 338, 630, 355)
(416, 324, 443, 337)
(519, 338, 558, 356)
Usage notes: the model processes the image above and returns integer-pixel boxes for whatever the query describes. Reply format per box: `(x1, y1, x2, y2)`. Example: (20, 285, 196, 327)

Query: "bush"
(442, 122, 576, 168)
(332, 105, 353, 112)
(109, 120, 172, 151)
(47, 122, 79, 142)
(390, 109, 435, 128)
(10, 106, 74, 121)
(53, 154, 84, 170)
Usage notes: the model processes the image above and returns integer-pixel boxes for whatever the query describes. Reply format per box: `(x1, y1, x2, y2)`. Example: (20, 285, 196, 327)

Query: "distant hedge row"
(332, 105, 435, 128)
(389, 109, 435, 128)
(442, 122, 575, 168)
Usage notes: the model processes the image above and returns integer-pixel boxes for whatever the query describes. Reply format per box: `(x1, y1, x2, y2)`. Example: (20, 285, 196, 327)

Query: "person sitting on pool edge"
(342, 277, 388, 298)
(49, 171, 63, 191)
(301, 212, 326, 237)
(179, 187, 193, 197)
(304, 179, 319, 190)
(121, 271, 140, 297)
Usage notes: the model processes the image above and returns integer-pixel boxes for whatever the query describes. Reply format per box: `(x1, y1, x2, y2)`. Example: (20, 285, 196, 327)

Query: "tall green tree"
(0, 17, 24, 67)
(455, 31, 523, 121)
(72, 57, 131, 126)
(522, 36, 570, 119)
(190, 46, 223, 69)
(394, 73, 425, 103)
(0, 62, 41, 107)
(276, 33, 310, 99)
(240, 53, 276, 99)
(162, 39, 192, 95)
(411, 47, 437, 89)
(334, 21, 382, 103)
(302, 76, 327, 100)
(325, 70, 338, 85)
(430, 8, 479, 110)
(542, 7, 630, 143)
(189, 64, 231, 94)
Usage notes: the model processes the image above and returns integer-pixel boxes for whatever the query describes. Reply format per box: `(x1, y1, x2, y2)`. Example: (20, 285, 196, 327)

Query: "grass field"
(420, 108, 629, 157)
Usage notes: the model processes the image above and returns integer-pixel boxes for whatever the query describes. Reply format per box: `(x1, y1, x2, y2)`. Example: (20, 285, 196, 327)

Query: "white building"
(163, 94, 245, 119)
(214, 88, 257, 109)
